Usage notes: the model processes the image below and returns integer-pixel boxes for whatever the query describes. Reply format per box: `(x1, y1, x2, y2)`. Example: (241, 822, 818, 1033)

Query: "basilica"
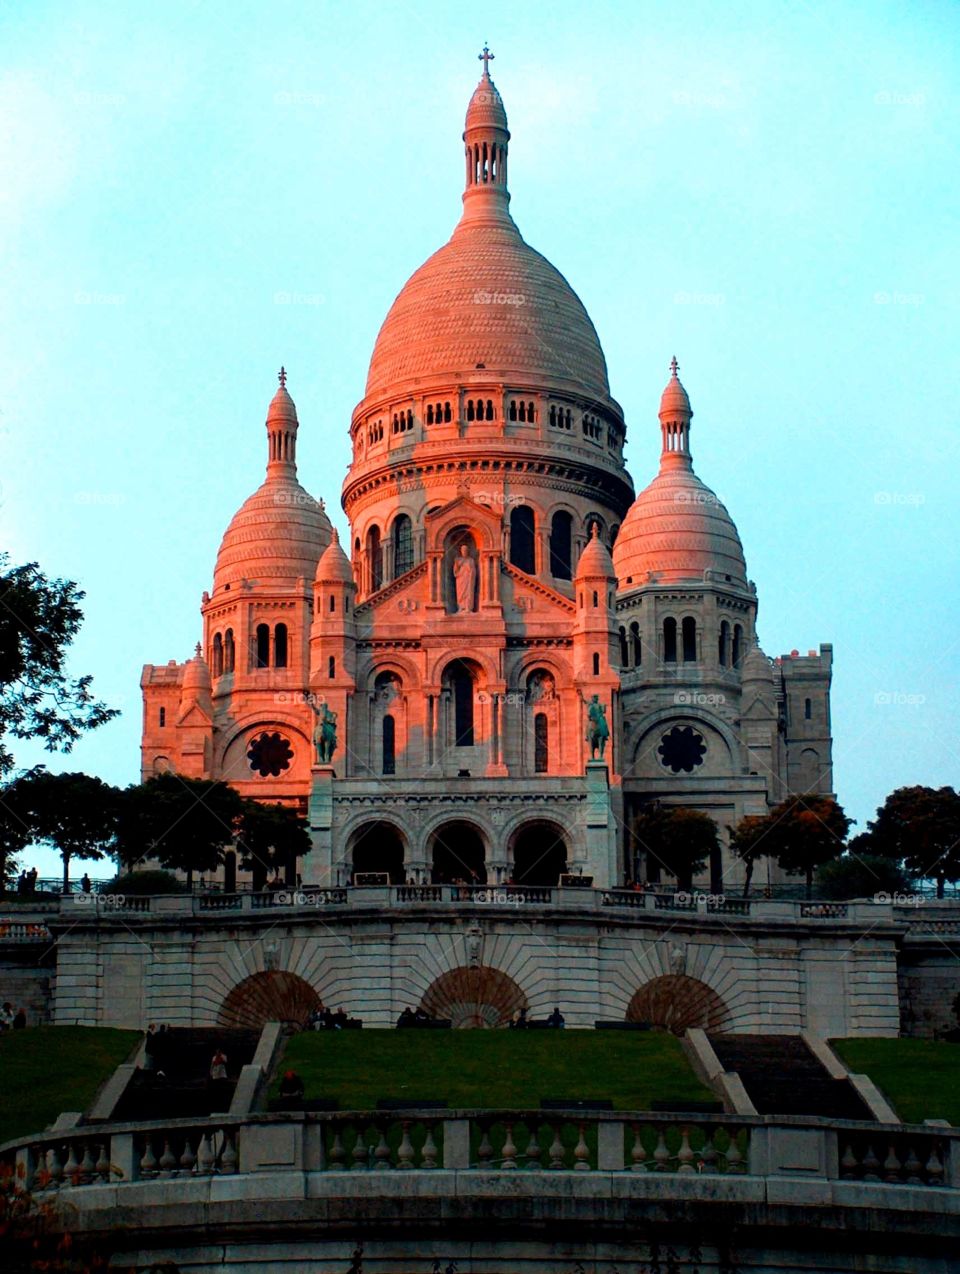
(140, 55, 833, 894)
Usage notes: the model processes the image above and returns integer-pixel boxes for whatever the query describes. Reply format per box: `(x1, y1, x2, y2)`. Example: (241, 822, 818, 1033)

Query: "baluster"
(196, 1132, 215, 1175)
(724, 1129, 744, 1174)
(840, 1143, 858, 1179)
(498, 1122, 515, 1170)
(677, 1127, 695, 1174)
(46, 1145, 63, 1190)
(861, 1144, 881, 1181)
(925, 1144, 944, 1186)
(64, 1141, 80, 1187)
(883, 1144, 902, 1183)
(573, 1123, 590, 1172)
(903, 1145, 923, 1184)
(700, 1130, 718, 1174)
(395, 1123, 414, 1170)
(525, 1122, 543, 1171)
(653, 1129, 670, 1172)
(139, 1137, 158, 1179)
(630, 1124, 647, 1172)
(158, 1138, 177, 1178)
(220, 1129, 238, 1175)
(477, 1123, 494, 1168)
(79, 1142, 96, 1184)
(351, 1124, 369, 1170)
(179, 1138, 197, 1175)
(421, 1123, 438, 1170)
(328, 1126, 345, 1171)
(548, 1124, 565, 1170)
(95, 1142, 111, 1182)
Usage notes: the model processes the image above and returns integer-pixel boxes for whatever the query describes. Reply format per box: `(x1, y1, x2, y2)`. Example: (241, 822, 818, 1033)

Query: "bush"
(815, 854, 913, 900)
(100, 869, 186, 895)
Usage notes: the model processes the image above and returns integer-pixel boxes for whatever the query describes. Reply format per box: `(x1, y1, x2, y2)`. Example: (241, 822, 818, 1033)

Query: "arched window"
(534, 712, 548, 773)
(663, 617, 677, 663)
(255, 623, 270, 668)
(732, 624, 743, 668)
(509, 400, 517, 421)
(719, 620, 730, 667)
(444, 401, 452, 422)
(630, 621, 641, 667)
(329, 594, 336, 613)
(485, 399, 494, 421)
(549, 511, 573, 580)
(367, 526, 383, 591)
(804, 697, 812, 720)
(224, 629, 235, 673)
(426, 404, 434, 424)
(212, 633, 223, 678)
(393, 514, 413, 577)
(382, 714, 396, 775)
(450, 661, 475, 746)
(592, 651, 600, 675)
(466, 400, 475, 421)
(682, 617, 697, 662)
(527, 401, 535, 422)
(510, 505, 536, 574)
(328, 655, 336, 678)
(274, 623, 288, 669)
(159, 706, 166, 727)
(619, 626, 628, 667)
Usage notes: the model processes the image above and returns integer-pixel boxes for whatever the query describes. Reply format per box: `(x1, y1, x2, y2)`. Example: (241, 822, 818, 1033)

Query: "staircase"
(113, 1027, 260, 1121)
(709, 1034, 875, 1120)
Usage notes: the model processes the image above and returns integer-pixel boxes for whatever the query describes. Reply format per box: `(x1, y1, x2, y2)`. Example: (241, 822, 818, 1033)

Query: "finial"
(478, 44, 494, 75)
(670, 355, 679, 378)
(278, 366, 287, 390)
(591, 523, 600, 539)
(194, 641, 202, 658)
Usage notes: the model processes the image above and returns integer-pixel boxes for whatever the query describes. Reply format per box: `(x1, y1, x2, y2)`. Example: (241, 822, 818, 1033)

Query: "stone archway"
(626, 975, 730, 1035)
(430, 819, 487, 884)
(419, 965, 527, 1028)
(348, 819, 405, 883)
(510, 819, 568, 886)
(218, 971, 321, 1031)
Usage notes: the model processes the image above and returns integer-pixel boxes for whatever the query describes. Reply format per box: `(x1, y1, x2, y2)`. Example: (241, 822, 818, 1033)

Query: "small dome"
(613, 467, 747, 589)
(575, 524, 616, 580)
(181, 644, 211, 694)
(267, 382, 297, 424)
(464, 70, 508, 134)
(660, 357, 691, 419)
(315, 529, 354, 584)
(214, 479, 332, 593)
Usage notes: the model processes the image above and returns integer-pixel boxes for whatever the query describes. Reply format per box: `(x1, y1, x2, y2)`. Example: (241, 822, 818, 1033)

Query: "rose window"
(247, 732, 293, 778)
(657, 726, 706, 774)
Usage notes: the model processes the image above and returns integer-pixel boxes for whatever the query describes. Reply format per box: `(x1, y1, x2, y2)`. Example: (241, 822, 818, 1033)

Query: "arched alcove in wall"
(626, 974, 730, 1035)
(419, 965, 527, 1028)
(218, 970, 321, 1030)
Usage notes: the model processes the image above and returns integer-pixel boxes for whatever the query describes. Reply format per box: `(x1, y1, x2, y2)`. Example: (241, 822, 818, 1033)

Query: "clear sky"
(2, 0, 957, 878)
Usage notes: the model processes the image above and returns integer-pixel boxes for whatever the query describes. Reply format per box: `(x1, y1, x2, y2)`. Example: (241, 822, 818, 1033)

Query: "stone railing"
(4, 1110, 957, 1191)
(0, 919, 53, 941)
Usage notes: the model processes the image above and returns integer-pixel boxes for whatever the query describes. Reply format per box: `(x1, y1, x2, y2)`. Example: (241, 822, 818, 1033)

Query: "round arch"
(509, 819, 569, 886)
(347, 819, 406, 884)
(218, 970, 320, 1031)
(360, 654, 420, 693)
(626, 974, 730, 1035)
(419, 965, 527, 1028)
(429, 819, 487, 884)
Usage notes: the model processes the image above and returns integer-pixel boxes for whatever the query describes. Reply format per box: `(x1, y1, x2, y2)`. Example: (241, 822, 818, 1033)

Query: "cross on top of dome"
(278, 365, 287, 389)
(479, 44, 494, 75)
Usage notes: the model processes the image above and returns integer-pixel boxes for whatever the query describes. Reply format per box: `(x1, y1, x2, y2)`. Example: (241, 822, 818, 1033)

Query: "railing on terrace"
(3, 1110, 956, 1190)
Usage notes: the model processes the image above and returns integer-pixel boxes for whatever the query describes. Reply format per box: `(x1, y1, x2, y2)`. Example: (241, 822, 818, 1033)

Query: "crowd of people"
(14, 869, 39, 895)
(304, 1003, 360, 1030)
(396, 1006, 447, 1028)
(508, 1006, 565, 1029)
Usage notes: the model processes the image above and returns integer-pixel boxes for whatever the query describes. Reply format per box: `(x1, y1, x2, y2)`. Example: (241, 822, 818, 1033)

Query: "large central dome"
(362, 63, 612, 407)
(364, 219, 612, 403)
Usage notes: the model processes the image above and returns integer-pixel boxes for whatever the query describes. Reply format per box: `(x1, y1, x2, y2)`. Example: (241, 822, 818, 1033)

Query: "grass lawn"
(0, 1027, 140, 1145)
(830, 1037, 960, 1125)
(272, 1029, 714, 1112)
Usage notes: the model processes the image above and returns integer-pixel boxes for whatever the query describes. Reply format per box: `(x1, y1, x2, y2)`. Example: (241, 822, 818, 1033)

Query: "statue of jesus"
(453, 544, 477, 613)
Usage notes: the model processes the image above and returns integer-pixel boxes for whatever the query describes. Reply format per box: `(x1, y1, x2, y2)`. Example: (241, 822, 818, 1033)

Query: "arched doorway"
(349, 820, 405, 884)
(218, 970, 321, 1030)
(626, 975, 730, 1035)
(511, 820, 568, 886)
(430, 820, 486, 884)
(420, 965, 527, 1028)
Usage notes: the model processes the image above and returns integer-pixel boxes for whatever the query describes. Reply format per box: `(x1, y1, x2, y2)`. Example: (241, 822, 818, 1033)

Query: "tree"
(729, 814, 772, 898)
(19, 770, 120, 892)
(867, 785, 960, 898)
(762, 795, 851, 899)
(0, 769, 43, 890)
(236, 799, 311, 889)
(0, 555, 119, 777)
(117, 773, 242, 887)
(815, 853, 913, 901)
(633, 806, 719, 892)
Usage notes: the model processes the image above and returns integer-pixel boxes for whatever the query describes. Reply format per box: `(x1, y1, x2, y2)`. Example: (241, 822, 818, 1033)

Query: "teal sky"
(2, 0, 957, 877)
